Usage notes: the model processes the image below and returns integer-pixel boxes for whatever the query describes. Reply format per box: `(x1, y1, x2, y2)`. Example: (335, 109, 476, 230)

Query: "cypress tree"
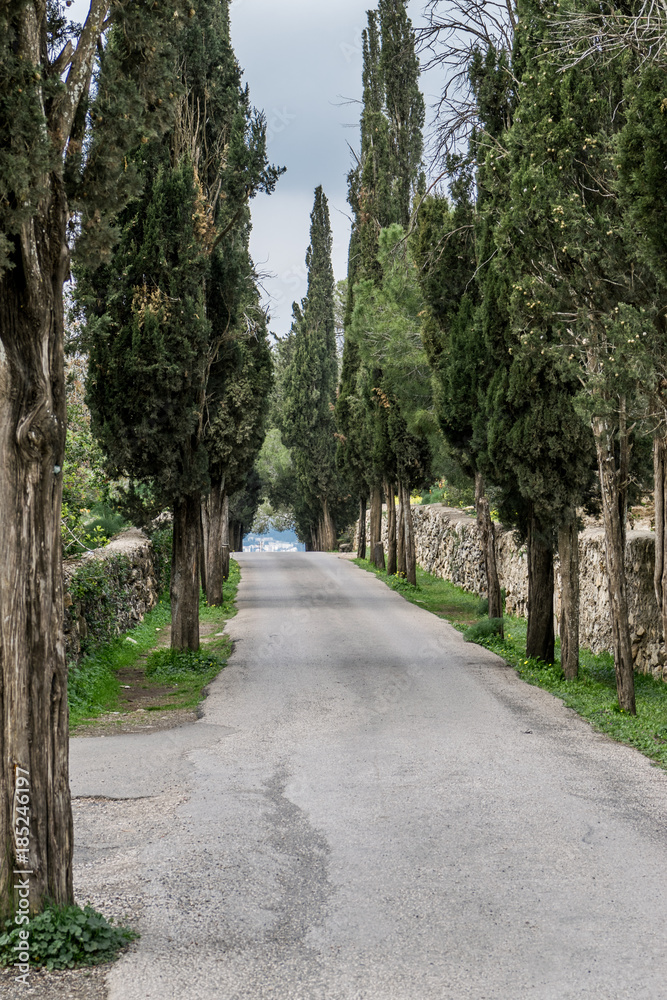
(0, 0, 183, 914)
(618, 64, 667, 656)
(488, 0, 654, 702)
(204, 288, 273, 603)
(338, 0, 426, 575)
(413, 154, 504, 625)
(282, 187, 340, 551)
(79, 0, 280, 648)
(379, 0, 425, 226)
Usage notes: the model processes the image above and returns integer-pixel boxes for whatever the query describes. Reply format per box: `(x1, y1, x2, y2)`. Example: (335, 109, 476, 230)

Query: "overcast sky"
(70, 0, 439, 333)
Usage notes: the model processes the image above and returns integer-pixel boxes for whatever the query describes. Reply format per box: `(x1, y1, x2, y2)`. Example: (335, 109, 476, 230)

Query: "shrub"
(68, 555, 132, 654)
(0, 902, 138, 970)
(147, 527, 173, 593)
(476, 597, 489, 616)
(464, 618, 504, 642)
(145, 647, 224, 681)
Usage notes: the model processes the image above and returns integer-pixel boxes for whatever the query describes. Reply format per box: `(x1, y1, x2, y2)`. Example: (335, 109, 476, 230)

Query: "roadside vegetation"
(354, 558, 667, 771)
(69, 561, 240, 732)
(0, 902, 138, 972)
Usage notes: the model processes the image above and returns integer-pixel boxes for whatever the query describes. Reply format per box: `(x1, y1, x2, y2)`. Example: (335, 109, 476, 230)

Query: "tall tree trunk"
(201, 495, 210, 597)
(205, 479, 225, 606)
(171, 493, 201, 651)
(654, 430, 667, 645)
(618, 396, 629, 556)
(558, 514, 580, 680)
(475, 472, 503, 629)
(0, 187, 74, 914)
(397, 488, 406, 576)
(357, 497, 367, 560)
(321, 498, 336, 551)
(198, 503, 207, 597)
(592, 414, 636, 713)
(526, 511, 555, 664)
(385, 480, 397, 576)
(370, 485, 382, 556)
(221, 491, 230, 580)
(401, 482, 417, 585)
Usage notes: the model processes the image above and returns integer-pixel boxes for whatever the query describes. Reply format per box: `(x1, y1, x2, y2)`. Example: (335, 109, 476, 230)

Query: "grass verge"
(68, 559, 240, 729)
(353, 557, 667, 770)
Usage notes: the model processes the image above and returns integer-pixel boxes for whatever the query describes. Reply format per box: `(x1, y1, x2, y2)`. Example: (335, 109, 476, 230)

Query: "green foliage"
(378, 0, 425, 226)
(420, 477, 475, 509)
(205, 299, 274, 534)
(82, 158, 212, 505)
(339, 1, 427, 503)
(68, 555, 133, 654)
(147, 526, 173, 593)
(253, 428, 298, 532)
(1, 0, 187, 277)
(78, 0, 281, 520)
(619, 64, 667, 285)
(145, 647, 225, 681)
(476, 597, 489, 616)
(464, 618, 503, 642)
(67, 597, 173, 729)
(62, 357, 124, 556)
(0, 902, 137, 970)
(69, 560, 239, 728)
(281, 187, 346, 544)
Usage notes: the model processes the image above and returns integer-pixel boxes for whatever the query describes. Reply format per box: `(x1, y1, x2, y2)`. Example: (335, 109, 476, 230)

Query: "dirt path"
(70, 619, 225, 738)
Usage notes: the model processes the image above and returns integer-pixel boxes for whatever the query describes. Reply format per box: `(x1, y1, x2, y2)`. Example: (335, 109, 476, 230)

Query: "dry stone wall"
(356, 504, 666, 681)
(63, 529, 161, 662)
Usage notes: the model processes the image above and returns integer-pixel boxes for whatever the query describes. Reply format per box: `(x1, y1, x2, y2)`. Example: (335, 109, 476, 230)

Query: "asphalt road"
(70, 552, 667, 1000)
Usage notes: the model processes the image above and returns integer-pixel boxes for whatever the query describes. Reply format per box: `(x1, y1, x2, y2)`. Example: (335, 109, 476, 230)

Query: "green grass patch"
(142, 645, 229, 711)
(0, 901, 138, 970)
(68, 559, 240, 727)
(352, 558, 667, 770)
(68, 596, 172, 729)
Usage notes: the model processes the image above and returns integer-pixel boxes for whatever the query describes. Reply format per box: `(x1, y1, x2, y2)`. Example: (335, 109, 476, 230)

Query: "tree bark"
(397, 489, 406, 576)
(171, 493, 201, 651)
(370, 485, 382, 556)
(475, 472, 503, 630)
(357, 497, 367, 560)
(222, 491, 230, 581)
(385, 480, 397, 576)
(0, 185, 74, 914)
(401, 482, 417, 585)
(205, 479, 225, 606)
(374, 541, 386, 571)
(526, 511, 555, 664)
(321, 498, 336, 551)
(201, 495, 210, 594)
(592, 414, 636, 713)
(558, 514, 580, 680)
(654, 430, 667, 645)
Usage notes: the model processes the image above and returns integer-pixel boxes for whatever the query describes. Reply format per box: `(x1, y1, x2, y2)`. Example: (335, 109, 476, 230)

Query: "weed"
(464, 618, 503, 642)
(0, 902, 137, 970)
(146, 647, 225, 681)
